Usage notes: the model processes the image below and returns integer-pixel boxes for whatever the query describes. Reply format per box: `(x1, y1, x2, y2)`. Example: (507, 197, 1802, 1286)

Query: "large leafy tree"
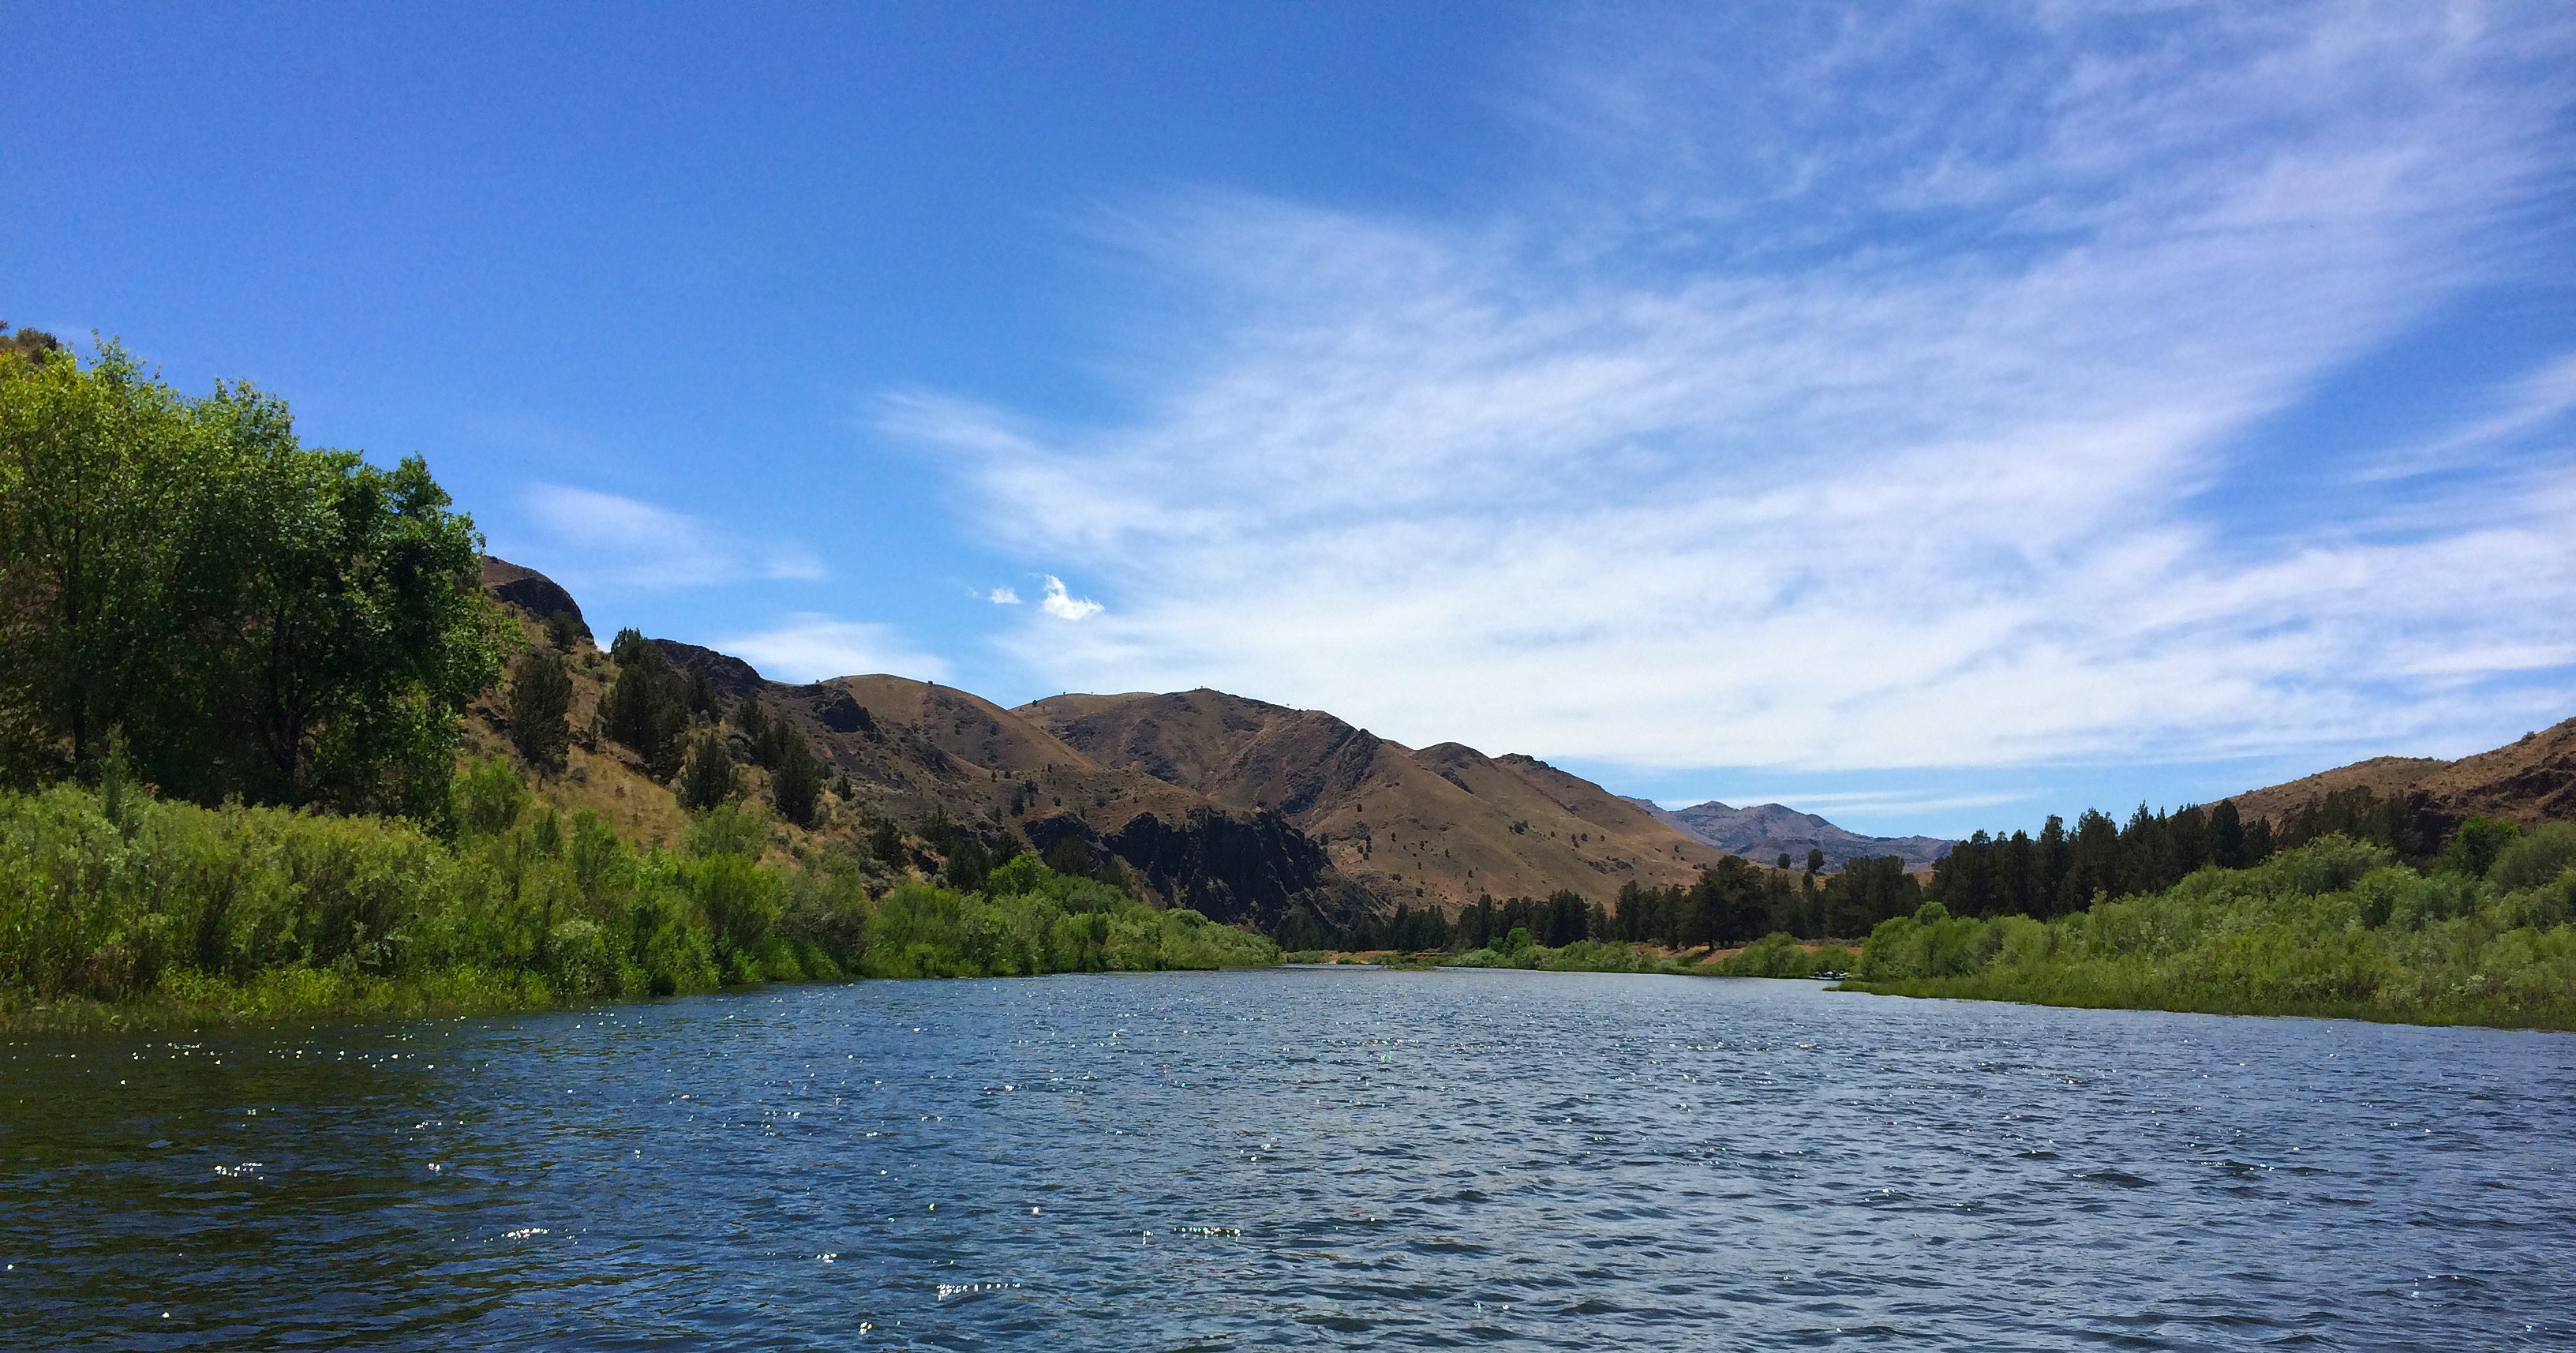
(0, 334, 504, 815)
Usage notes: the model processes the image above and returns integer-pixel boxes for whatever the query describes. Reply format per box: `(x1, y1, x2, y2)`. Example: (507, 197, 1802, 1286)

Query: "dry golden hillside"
(469, 560, 1354, 931)
(1017, 689, 1729, 910)
(2229, 715, 2576, 830)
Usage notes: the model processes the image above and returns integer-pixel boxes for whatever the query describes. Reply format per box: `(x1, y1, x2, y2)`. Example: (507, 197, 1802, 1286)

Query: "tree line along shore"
(4, 329, 2572, 1033)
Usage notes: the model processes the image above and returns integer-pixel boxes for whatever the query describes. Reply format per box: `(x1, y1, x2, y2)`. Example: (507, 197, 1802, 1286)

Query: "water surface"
(6, 969, 2571, 1349)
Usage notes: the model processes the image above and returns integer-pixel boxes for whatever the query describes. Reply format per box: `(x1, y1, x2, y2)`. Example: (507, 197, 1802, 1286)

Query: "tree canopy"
(0, 334, 503, 817)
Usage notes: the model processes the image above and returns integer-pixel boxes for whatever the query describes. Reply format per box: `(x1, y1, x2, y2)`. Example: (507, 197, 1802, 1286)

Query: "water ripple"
(5, 970, 2574, 1349)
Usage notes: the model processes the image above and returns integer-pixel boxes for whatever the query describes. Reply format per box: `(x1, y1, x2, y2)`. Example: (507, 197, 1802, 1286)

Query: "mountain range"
(474, 557, 2571, 928)
(1633, 800, 1955, 871)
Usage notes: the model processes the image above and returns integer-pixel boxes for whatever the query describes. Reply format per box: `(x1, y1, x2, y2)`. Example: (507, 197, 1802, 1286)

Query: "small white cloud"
(988, 587, 1022, 605)
(1038, 575, 1104, 621)
(713, 614, 950, 684)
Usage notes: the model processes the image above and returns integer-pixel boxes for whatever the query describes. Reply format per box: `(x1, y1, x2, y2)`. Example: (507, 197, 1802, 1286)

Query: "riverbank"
(1288, 933, 1860, 979)
(1840, 830, 2576, 1032)
(0, 777, 1277, 1035)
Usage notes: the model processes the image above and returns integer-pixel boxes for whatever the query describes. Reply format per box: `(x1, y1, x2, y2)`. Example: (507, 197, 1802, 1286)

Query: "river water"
(4, 969, 2571, 1350)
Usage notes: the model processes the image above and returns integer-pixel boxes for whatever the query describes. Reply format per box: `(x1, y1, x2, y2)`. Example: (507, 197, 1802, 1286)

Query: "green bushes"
(0, 769, 1276, 1029)
(1718, 931, 1859, 977)
(1848, 833, 2576, 1029)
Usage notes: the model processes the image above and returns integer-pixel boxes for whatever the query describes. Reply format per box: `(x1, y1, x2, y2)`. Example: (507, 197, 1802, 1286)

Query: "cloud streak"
(893, 2, 2576, 773)
(517, 485, 826, 590)
(714, 614, 950, 684)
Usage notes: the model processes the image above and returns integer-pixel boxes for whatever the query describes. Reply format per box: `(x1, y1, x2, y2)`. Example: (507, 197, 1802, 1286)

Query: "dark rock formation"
(477, 557, 591, 640)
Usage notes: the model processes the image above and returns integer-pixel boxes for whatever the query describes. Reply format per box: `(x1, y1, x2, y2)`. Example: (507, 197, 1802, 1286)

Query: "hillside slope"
(1017, 689, 1730, 909)
(469, 560, 1361, 932)
(2229, 715, 2576, 831)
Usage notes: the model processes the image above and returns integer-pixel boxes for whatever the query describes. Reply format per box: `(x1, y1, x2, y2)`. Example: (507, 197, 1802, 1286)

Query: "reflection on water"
(5, 970, 2573, 1349)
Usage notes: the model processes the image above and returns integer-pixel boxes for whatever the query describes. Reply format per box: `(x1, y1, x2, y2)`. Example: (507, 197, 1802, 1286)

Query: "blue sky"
(6, 2, 2571, 838)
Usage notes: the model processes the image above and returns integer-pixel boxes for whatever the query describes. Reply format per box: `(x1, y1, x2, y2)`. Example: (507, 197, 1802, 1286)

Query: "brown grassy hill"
(2230, 715, 2576, 830)
(467, 559, 1354, 931)
(1017, 689, 1730, 910)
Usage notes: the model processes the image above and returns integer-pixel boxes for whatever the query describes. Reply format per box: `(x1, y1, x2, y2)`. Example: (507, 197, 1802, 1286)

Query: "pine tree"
(769, 725, 822, 827)
(1044, 836, 1093, 878)
(678, 726, 733, 811)
(2209, 799, 2245, 868)
(505, 647, 573, 774)
(602, 630, 689, 778)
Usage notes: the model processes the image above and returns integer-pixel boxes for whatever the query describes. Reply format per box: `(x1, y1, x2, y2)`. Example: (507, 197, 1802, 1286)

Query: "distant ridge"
(1638, 798, 1953, 871)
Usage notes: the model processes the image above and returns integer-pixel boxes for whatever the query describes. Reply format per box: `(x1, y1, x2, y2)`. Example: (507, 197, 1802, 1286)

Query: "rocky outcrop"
(477, 557, 591, 640)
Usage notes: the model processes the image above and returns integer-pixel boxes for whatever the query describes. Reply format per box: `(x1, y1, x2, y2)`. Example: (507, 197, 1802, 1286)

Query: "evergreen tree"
(867, 817, 905, 869)
(943, 834, 992, 892)
(677, 726, 733, 811)
(2169, 803, 2212, 875)
(601, 630, 689, 778)
(1044, 836, 1093, 878)
(769, 724, 822, 827)
(505, 646, 573, 774)
(2210, 798, 2246, 868)
(735, 692, 769, 766)
(2063, 809, 2121, 909)
(2242, 815, 2275, 865)
(2035, 815, 2072, 915)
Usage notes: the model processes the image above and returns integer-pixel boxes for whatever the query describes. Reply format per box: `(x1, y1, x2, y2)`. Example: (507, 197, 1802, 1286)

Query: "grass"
(0, 771, 1276, 1033)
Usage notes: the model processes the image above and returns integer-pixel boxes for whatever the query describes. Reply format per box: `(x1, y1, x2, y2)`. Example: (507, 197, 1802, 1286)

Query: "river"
(5, 968, 2571, 1349)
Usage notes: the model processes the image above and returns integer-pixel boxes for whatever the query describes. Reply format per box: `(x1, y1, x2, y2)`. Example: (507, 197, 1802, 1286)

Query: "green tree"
(505, 646, 573, 773)
(867, 816, 906, 869)
(2210, 798, 2247, 868)
(769, 723, 822, 828)
(735, 691, 769, 766)
(0, 339, 503, 815)
(1045, 836, 1094, 878)
(677, 725, 734, 811)
(2439, 815, 2522, 880)
(601, 629, 688, 777)
(943, 833, 992, 893)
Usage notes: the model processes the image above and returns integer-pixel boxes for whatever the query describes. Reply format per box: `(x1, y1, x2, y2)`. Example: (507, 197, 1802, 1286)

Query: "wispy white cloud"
(713, 614, 949, 684)
(1037, 575, 1103, 621)
(516, 485, 826, 590)
(987, 586, 1022, 605)
(891, 2, 2576, 772)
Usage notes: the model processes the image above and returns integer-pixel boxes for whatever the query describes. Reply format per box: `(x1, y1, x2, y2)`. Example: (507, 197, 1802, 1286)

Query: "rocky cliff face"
(478, 556, 591, 641)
